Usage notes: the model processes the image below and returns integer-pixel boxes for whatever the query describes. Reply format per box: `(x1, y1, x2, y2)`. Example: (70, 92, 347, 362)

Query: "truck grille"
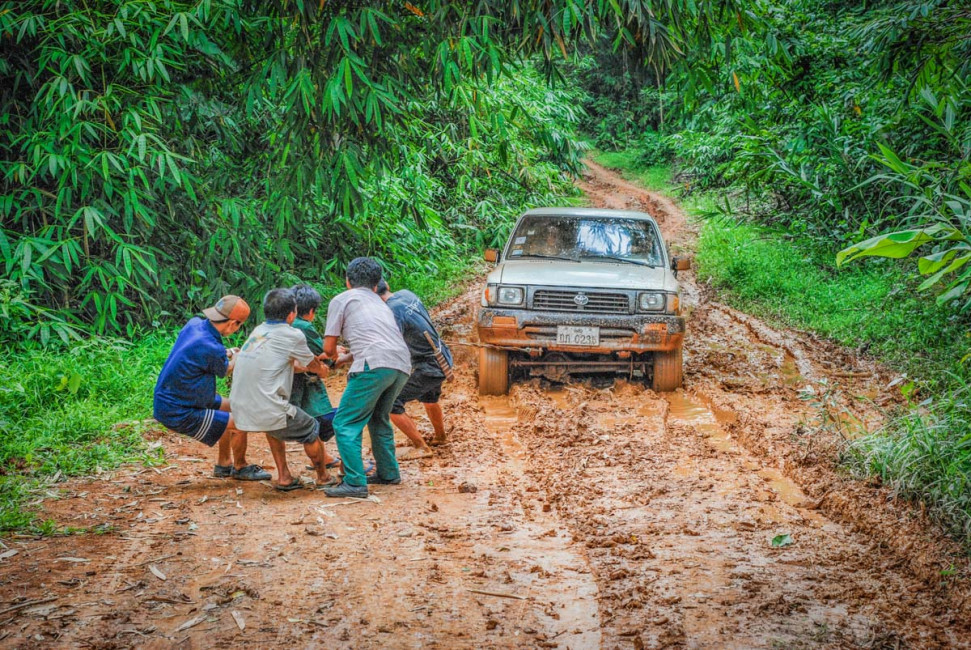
(532, 289, 630, 314)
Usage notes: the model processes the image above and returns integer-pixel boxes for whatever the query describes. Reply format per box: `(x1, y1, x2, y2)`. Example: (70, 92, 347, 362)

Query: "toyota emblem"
(573, 292, 589, 306)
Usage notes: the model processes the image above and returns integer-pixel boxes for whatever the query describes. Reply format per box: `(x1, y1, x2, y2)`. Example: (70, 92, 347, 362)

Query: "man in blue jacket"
(153, 295, 270, 481)
(376, 280, 453, 459)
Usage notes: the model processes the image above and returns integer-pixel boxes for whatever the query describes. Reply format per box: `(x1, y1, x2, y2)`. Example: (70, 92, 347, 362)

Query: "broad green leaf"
(837, 226, 961, 267)
(918, 255, 971, 291)
(770, 534, 793, 548)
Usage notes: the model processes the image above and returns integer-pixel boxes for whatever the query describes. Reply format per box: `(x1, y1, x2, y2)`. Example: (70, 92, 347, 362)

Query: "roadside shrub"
(667, 129, 732, 190)
(0, 280, 83, 347)
(634, 129, 674, 168)
(848, 379, 971, 549)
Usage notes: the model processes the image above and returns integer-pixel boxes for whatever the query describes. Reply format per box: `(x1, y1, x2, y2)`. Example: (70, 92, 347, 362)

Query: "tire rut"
(504, 381, 929, 647)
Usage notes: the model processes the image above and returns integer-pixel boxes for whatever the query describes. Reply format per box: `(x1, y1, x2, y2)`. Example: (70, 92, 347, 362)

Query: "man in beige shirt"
(321, 258, 411, 499)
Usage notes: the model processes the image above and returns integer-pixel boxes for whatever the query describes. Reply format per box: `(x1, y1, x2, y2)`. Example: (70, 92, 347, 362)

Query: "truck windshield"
(507, 216, 663, 267)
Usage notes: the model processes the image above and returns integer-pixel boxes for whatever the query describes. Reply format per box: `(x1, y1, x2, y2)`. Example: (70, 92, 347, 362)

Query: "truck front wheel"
(478, 346, 509, 395)
(652, 347, 683, 392)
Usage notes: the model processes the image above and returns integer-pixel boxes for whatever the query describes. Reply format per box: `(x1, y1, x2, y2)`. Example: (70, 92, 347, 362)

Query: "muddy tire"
(478, 347, 509, 395)
(652, 347, 683, 392)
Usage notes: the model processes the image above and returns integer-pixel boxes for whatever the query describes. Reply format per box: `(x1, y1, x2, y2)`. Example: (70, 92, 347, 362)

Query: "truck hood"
(492, 259, 678, 292)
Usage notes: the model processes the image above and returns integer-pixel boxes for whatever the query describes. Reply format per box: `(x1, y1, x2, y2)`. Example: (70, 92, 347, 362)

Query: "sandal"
(315, 477, 342, 489)
(232, 464, 271, 481)
(274, 479, 303, 492)
(213, 464, 233, 478)
(322, 481, 369, 499)
(326, 459, 375, 479)
(305, 458, 343, 472)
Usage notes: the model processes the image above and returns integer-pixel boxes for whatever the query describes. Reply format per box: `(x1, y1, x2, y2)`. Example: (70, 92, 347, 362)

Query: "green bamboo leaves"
(1, 0, 730, 341)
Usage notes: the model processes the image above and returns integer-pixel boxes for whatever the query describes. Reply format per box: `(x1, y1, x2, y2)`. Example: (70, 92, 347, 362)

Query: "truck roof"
(521, 207, 658, 223)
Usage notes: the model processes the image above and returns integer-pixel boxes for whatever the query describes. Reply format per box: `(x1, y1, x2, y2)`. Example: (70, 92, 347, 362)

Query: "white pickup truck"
(476, 207, 688, 395)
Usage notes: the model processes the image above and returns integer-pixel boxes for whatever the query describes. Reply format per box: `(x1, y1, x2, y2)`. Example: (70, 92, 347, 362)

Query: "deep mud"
(2, 161, 970, 648)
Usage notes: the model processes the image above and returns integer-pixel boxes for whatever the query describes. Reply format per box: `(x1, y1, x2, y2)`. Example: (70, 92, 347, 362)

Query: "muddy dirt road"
(2, 162, 970, 649)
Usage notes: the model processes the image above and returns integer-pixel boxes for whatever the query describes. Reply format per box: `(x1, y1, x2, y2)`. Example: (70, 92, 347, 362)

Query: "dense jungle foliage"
(578, 0, 970, 294)
(578, 0, 971, 547)
(1, 0, 751, 343)
(577, 0, 971, 248)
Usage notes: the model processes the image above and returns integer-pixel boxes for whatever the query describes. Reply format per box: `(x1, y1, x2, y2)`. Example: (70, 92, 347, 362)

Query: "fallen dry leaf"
(148, 565, 167, 581)
(0, 549, 18, 561)
(287, 617, 327, 628)
(231, 610, 245, 632)
(56, 557, 90, 563)
(175, 615, 206, 632)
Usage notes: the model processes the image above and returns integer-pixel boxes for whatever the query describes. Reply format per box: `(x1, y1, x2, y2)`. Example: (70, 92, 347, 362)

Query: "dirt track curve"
(2, 161, 970, 649)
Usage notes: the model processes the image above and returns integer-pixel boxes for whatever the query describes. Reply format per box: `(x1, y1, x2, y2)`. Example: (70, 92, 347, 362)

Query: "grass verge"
(592, 149, 971, 551)
(0, 336, 170, 532)
(847, 380, 971, 548)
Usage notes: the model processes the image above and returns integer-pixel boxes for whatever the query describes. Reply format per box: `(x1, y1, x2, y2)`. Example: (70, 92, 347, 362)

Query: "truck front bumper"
(477, 307, 685, 354)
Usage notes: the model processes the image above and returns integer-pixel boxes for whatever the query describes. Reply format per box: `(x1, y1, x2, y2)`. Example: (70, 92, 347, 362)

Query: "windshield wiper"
(519, 253, 580, 262)
(584, 255, 656, 267)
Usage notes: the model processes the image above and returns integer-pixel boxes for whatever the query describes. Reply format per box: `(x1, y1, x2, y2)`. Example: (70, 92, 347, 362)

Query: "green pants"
(333, 366, 409, 487)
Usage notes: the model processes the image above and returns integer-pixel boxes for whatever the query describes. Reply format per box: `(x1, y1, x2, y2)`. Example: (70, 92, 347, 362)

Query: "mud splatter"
(0, 161, 968, 648)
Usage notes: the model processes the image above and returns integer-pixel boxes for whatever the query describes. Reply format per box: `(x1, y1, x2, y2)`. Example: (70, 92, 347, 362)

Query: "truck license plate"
(556, 326, 600, 346)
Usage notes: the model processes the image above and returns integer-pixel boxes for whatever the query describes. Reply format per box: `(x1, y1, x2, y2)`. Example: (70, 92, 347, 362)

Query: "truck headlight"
(497, 285, 525, 306)
(638, 292, 665, 311)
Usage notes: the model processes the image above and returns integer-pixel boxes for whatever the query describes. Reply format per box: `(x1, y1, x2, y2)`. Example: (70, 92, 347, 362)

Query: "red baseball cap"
(203, 295, 251, 323)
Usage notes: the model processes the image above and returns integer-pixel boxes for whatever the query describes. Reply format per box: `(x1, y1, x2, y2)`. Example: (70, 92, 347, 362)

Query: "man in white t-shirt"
(230, 288, 334, 491)
(321, 257, 411, 499)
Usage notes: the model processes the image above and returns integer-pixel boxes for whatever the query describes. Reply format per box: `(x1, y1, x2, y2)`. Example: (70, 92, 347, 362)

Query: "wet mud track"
(2, 161, 970, 648)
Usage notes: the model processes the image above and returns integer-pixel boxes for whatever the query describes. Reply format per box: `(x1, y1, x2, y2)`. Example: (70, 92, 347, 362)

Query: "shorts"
(315, 408, 337, 442)
(391, 371, 444, 415)
(155, 395, 229, 448)
(266, 407, 320, 445)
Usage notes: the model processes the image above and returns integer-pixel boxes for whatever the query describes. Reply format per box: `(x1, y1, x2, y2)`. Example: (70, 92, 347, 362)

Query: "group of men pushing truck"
(151, 257, 453, 499)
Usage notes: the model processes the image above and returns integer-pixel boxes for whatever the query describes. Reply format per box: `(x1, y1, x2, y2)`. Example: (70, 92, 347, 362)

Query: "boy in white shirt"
(230, 288, 334, 490)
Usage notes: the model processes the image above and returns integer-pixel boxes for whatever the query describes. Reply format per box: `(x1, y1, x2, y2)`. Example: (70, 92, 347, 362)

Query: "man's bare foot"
(398, 446, 433, 461)
(430, 426, 453, 446)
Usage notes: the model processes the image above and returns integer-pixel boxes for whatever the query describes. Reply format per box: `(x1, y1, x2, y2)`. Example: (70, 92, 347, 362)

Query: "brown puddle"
(545, 387, 582, 411)
(781, 353, 803, 387)
(666, 391, 737, 454)
(665, 392, 833, 528)
(479, 396, 527, 466)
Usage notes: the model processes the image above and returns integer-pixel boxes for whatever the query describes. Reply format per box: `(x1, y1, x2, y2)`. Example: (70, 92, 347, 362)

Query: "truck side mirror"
(484, 249, 499, 263)
(672, 256, 691, 271)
